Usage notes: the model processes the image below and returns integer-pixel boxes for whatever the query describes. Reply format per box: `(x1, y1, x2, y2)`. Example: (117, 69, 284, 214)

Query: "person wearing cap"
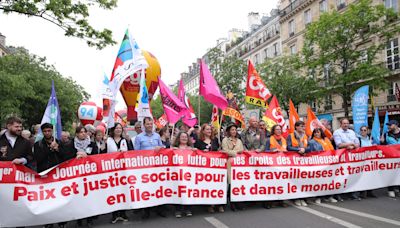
(221, 123, 244, 211)
(333, 118, 360, 150)
(383, 119, 400, 198)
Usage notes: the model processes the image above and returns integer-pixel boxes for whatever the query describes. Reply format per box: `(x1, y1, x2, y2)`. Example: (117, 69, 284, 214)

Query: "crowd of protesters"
(1, 115, 399, 227)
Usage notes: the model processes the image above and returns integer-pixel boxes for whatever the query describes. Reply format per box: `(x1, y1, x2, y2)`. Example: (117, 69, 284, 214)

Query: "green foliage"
(0, 0, 117, 49)
(207, 48, 247, 107)
(302, 0, 399, 117)
(258, 55, 321, 111)
(0, 49, 89, 129)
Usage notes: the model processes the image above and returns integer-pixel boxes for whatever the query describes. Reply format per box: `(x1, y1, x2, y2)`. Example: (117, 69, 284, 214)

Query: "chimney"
(248, 12, 261, 31)
(0, 33, 5, 47)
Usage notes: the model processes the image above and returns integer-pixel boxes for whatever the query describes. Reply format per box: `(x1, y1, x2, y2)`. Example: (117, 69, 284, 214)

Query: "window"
(320, 0, 328, 12)
(254, 54, 259, 65)
(387, 38, 400, 70)
(388, 81, 397, 101)
(323, 64, 331, 85)
(308, 68, 316, 79)
(290, 44, 297, 55)
(385, 0, 398, 12)
(325, 95, 333, 110)
(273, 43, 278, 56)
(289, 20, 295, 36)
(304, 9, 312, 25)
(337, 0, 346, 10)
(309, 100, 317, 112)
(264, 48, 268, 60)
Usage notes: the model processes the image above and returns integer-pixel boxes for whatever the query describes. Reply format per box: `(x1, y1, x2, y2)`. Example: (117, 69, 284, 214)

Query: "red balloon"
(77, 101, 103, 126)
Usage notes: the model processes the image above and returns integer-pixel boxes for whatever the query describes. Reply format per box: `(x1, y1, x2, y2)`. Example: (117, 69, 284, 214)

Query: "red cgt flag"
(305, 107, 333, 139)
(245, 60, 272, 107)
(262, 96, 288, 137)
(288, 99, 300, 134)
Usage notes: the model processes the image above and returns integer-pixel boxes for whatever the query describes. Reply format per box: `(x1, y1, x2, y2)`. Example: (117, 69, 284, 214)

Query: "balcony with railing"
(280, 0, 311, 18)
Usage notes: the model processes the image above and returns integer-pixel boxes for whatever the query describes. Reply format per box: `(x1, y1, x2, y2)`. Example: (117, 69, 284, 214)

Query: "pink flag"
(178, 80, 198, 127)
(199, 60, 228, 110)
(158, 77, 186, 124)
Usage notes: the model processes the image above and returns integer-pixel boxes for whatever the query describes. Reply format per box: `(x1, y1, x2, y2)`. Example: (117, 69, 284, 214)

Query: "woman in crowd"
(265, 125, 287, 152)
(94, 129, 107, 154)
(67, 126, 99, 227)
(264, 124, 287, 208)
(308, 128, 337, 203)
(159, 127, 171, 148)
(173, 131, 195, 218)
(358, 126, 377, 198)
(221, 123, 244, 211)
(194, 123, 222, 213)
(107, 123, 133, 223)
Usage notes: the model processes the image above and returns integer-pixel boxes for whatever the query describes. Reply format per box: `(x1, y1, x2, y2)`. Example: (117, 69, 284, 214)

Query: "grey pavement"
(30, 188, 400, 228)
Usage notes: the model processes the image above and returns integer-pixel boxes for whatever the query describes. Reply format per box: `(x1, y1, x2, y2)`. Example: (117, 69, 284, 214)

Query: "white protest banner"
(230, 145, 400, 201)
(0, 150, 227, 227)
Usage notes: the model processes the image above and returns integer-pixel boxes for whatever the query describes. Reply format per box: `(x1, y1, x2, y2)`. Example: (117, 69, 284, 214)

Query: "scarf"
(314, 137, 334, 151)
(74, 136, 91, 152)
(270, 135, 287, 151)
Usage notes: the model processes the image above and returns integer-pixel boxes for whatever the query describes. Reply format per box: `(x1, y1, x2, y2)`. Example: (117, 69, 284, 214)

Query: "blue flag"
(38, 81, 62, 140)
(382, 111, 389, 136)
(371, 108, 380, 145)
(352, 85, 369, 135)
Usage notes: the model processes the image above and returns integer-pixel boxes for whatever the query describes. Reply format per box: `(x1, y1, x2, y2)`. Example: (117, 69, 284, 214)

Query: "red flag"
(178, 80, 197, 127)
(289, 99, 300, 134)
(199, 60, 228, 110)
(305, 107, 333, 138)
(262, 96, 288, 137)
(245, 60, 272, 107)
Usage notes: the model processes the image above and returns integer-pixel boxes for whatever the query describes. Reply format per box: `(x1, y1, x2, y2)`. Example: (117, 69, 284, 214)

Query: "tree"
(258, 55, 321, 112)
(207, 48, 247, 108)
(0, 0, 117, 49)
(0, 48, 89, 129)
(302, 0, 400, 117)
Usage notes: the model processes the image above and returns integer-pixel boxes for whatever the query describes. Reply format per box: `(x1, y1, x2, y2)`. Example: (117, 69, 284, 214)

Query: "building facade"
(279, 0, 400, 129)
(0, 33, 10, 57)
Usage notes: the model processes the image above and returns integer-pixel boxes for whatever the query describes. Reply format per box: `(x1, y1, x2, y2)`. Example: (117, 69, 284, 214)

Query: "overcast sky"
(0, 0, 278, 107)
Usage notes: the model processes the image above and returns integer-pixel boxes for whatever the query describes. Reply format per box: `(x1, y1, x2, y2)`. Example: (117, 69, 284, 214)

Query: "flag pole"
(171, 123, 176, 145)
(218, 109, 222, 145)
(198, 95, 201, 126)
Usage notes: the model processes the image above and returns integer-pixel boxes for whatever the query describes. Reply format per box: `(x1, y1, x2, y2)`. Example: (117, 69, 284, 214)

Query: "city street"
(31, 188, 400, 228)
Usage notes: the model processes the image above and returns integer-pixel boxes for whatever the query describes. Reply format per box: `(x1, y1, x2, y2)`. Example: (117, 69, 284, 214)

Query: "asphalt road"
(29, 188, 400, 228)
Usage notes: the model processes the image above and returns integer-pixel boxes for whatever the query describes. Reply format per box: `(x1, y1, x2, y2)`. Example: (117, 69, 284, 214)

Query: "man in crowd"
(34, 123, 66, 173)
(333, 118, 360, 201)
(0, 116, 33, 165)
(333, 118, 359, 150)
(134, 117, 166, 218)
(383, 120, 400, 197)
(241, 116, 266, 152)
(34, 123, 67, 228)
(258, 120, 270, 138)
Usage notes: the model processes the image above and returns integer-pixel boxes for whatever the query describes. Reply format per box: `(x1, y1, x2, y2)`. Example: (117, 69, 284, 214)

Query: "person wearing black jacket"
(0, 116, 33, 165)
(34, 123, 68, 228)
(34, 123, 68, 173)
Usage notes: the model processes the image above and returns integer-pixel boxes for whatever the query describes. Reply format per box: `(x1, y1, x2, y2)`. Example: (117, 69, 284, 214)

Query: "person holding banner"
(358, 126, 377, 199)
(287, 121, 309, 155)
(265, 125, 287, 152)
(34, 123, 66, 173)
(287, 121, 309, 207)
(242, 117, 266, 152)
(383, 120, 400, 198)
(94, 129, 107, 154)
(0, 116, 33, 165)
(106, 123, 132, 223)
(134, 117, 166, 219)
(221, 123, 244, 211)
(308, 128, 337, 204)
(34, 123, 68, 228)
(194, 123, 223, 213)
(172, 131, 195, 218)
(333, 118, 360, 150)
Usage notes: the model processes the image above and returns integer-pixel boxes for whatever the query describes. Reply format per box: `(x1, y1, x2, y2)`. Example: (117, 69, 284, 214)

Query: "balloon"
(95, 125, 106, 134)
(119, 51, 161, 121)
(77, 101, 103, 126)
